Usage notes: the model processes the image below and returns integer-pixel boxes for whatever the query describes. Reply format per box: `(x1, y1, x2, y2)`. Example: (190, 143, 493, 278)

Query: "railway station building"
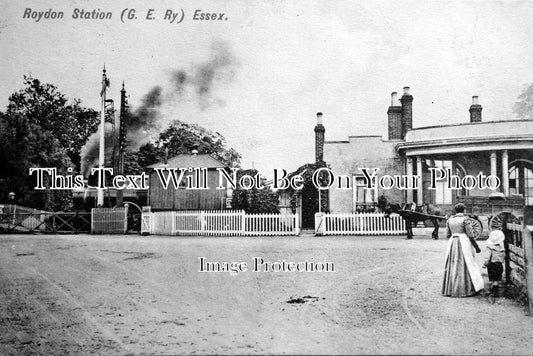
(323, 88, 533, 215)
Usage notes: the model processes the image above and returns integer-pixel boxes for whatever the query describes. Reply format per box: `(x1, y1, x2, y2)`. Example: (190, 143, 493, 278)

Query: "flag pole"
(97, 66, 108, 207)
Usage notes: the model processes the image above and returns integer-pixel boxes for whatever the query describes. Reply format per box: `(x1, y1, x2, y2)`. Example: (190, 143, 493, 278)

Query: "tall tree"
(124, 119, 241, 173)
(0, 112, 73, 210)
(6, 76, 99, 169)
(0, 76, 99, 210)
(513, 83, 533, 120)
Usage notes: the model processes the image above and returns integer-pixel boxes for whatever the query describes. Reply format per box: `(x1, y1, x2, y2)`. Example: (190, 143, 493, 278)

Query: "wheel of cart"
(457, 194, 524, 234)
(488, 211, 523, 232)
(465, 216, 483, 239)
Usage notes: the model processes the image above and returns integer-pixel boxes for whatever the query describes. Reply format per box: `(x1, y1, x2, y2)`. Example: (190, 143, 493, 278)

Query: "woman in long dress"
(442, 203, 484, 297)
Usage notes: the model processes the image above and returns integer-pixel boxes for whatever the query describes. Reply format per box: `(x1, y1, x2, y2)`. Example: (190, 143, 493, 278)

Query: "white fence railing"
(315, 212, 405, 235)
(142, 210, 405, 236)
(245, 213, 299, 236)
(143, 210, 299, 236)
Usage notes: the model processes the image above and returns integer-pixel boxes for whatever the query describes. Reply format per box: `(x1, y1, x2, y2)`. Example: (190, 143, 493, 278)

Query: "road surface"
(0, 234, 532, 355)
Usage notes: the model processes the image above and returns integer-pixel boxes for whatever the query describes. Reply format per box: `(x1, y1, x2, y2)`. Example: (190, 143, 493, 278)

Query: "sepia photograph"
(1, 0, 533, 354)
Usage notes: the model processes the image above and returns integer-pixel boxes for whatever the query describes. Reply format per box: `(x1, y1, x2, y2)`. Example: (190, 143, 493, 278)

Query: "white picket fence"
(143, 210, 299, 236)
(142, 210, 405, 237)
(245, 213, 299, 236)
(315, 212, 405, 235)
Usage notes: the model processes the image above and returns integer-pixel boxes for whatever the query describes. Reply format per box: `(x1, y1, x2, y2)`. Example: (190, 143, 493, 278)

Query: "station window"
(352, 175, 377, 212)
(510, 163, 533, 205)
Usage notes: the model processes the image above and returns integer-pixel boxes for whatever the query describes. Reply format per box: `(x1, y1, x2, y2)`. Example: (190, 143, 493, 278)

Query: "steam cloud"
(80, 123, 116, 177)
(170, 40, 236, 110)
(80, 40, 238, 177)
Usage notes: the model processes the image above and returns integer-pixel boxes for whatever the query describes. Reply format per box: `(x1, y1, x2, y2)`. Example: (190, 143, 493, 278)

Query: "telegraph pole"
(117, 81, 128, 205)
(97, 66, 109, 207)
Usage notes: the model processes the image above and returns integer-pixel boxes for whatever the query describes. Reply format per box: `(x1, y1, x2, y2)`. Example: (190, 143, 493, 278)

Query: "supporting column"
(416, 156, 423, 205)
(406, 157, 414, 203)
(502, 150, 509, 196)
(519, 165, 525, 197)
(490, 151, 498, 191)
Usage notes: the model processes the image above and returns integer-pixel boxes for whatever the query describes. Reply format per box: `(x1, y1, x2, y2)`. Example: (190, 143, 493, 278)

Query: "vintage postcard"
(1, 0, 533, 355)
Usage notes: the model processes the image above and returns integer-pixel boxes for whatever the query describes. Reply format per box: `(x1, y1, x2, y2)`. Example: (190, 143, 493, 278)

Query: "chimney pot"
(400, 87, 413, 139)
(388, 91, 402, 140)
(391, 92, 398, 106)
(469, 96, 482, 123)
(314, 112, 325, 163)
(316, 112, 323, 125)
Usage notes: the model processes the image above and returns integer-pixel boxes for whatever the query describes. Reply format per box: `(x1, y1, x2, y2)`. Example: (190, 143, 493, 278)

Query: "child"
(483, 230, 505, 297)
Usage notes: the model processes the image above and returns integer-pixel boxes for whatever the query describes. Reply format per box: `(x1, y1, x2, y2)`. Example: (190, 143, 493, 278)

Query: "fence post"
(90, 209, 94, 234)
(172, 211, 177, 235)
(50, 213, 55, 233)
(123, 204, 129, 233)
(295, 213, 300, 236)
(241, 210, 246, 236)
(523, 206, 533, 314)
(503, 213, 513, 285)
(200, 211, 206, 235)
(315, 212, 325, 236)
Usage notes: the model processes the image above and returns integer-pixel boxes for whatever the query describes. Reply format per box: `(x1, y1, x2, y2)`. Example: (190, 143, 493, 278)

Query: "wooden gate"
(141, 206, 152, 235)
(0, 205, 91, 234)
(503, 206, 533, 312)
(504, 214, 533, 313)
(91, 206, 128, 234)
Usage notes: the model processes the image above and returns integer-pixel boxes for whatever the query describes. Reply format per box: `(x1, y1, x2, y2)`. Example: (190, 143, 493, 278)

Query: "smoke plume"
(126, 39, 237, 148)
(170, 40, 236, 110)
(80, 40, 238, 176)
(80, 123, 115, 177)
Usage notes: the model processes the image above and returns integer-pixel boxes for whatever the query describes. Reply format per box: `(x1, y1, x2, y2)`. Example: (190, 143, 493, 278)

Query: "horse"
(420, 203, 445, 239)
(384, 202, 445, 240)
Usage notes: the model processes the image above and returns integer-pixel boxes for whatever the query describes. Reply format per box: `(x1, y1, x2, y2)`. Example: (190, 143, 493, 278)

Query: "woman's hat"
(454, 203, 466, 212)
(487, 230, 505, 246)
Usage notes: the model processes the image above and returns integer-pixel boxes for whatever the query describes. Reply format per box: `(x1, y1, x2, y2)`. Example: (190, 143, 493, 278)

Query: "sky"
(2, 0, 533, 176)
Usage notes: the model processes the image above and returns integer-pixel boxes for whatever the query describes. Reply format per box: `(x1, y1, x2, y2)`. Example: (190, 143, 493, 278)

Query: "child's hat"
(487, 230, 505, 246)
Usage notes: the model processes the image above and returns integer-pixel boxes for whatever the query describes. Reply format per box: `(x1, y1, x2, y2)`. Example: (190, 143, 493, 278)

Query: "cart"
(456, 194, 524, 232)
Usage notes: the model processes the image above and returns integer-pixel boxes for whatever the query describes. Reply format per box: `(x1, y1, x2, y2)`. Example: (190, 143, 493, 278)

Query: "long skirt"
(442, 234, 484, 297)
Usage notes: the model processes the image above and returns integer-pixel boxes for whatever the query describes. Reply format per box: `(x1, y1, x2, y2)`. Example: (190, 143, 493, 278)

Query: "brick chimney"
(400, 87, 413, 139)
(469, 96, 482, 122)
(388, 92, 403, 140)
(315, 112, 325, 163)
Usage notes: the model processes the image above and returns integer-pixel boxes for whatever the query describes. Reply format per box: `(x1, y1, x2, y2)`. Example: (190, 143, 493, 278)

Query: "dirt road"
(1, 234, 532, 355)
